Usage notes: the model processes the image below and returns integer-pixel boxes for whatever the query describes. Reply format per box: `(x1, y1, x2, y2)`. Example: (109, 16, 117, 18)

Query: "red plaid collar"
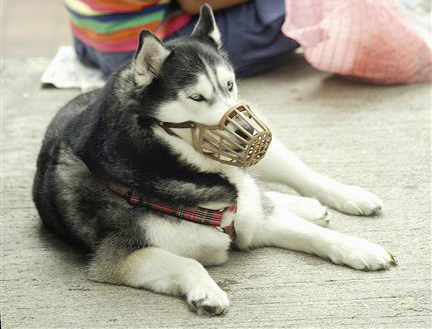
(106, 184, 237, 241)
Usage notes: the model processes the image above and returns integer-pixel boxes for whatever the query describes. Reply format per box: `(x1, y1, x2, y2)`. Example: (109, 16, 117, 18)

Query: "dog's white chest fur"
(140, 169, 264, 265)
(141, 216, 232, 265)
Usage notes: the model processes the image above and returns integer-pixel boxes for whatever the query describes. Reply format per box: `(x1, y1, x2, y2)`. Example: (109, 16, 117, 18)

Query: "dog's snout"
(235, 122, 254, 140)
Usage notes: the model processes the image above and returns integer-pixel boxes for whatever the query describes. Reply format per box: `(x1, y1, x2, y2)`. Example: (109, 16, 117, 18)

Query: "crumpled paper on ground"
(41, 46, 105, 92)
(282, 0, 432, 84)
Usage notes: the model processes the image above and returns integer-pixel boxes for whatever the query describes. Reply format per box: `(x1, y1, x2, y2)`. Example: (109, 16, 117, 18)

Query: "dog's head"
(126, 4, 238, 130)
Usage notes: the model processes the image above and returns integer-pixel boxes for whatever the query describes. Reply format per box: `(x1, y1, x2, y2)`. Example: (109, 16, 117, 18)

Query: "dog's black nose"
(235, 124, 254, 140)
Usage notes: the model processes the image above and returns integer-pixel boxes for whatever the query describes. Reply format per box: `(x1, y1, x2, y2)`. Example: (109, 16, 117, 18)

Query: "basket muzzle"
(159, 103, 272, 167)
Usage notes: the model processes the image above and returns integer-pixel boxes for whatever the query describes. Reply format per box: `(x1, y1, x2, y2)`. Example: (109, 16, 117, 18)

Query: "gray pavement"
(1, 56, 431, 328)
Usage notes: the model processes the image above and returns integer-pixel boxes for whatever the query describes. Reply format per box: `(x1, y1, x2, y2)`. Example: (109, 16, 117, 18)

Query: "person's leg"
(72, 0, 297, 78)
(218, 0, 298, 77)
(165, 0, 298, 77)
(73, 37, 134, 78)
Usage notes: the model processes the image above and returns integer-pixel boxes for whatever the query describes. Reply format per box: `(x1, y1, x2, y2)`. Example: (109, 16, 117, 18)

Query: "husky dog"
(33, 5, 396, 316)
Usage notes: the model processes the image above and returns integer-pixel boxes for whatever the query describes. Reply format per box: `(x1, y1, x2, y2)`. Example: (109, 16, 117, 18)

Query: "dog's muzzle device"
(158, 103, 272, 167)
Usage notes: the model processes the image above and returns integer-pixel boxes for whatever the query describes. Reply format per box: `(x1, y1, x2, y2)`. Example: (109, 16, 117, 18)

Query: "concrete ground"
(1, 55, 431, 328)
(2, 0, 71, 58)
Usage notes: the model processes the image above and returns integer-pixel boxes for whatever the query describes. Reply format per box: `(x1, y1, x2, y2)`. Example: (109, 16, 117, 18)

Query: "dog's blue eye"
(227, 81, 233, 92)
(189, 94, 205, 102)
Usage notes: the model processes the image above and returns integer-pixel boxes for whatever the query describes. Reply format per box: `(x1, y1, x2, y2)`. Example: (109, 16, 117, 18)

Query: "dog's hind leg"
(265, 191, 331, 227)
(251, 138, 383, 216)
(250, 208, 395, 271)
(88, 235, 229, 316)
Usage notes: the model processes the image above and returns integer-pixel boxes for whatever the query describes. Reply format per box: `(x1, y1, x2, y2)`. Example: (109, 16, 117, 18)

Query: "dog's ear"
(133, 30, 171, 85)
(191, 4, 222, 49)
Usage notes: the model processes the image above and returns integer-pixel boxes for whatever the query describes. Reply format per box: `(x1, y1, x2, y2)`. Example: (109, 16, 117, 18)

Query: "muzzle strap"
(158, 121, 196, 137)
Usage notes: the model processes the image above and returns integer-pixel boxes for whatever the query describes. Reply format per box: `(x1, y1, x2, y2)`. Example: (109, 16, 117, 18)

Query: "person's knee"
(97, 52, 134, 78)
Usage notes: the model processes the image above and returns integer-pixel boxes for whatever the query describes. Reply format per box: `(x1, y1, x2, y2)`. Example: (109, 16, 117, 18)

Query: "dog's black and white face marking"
(132, 5, 238, 130)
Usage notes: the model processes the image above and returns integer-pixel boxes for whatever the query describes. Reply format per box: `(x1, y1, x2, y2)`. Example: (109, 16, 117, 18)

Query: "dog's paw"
(328, 236, 397, 271)
(295, 199, 331, 227)
(330, 185, 383, 216)
(187, 283, 229, 316)
(267, 192, 331, 227)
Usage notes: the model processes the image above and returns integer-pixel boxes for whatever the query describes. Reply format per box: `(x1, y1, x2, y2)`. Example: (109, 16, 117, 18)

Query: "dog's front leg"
(265, 191, 331, 227)
(251, 138, 383, 215)
(250, 199, 396, 270)
(88, 236, 229, 316)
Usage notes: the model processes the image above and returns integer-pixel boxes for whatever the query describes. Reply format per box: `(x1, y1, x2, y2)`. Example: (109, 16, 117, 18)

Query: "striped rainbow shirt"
(65, 0, 192, 52)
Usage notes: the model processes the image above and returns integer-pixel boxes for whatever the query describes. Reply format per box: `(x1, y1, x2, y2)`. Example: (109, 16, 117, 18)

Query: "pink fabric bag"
(282, 0, 432, 84)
